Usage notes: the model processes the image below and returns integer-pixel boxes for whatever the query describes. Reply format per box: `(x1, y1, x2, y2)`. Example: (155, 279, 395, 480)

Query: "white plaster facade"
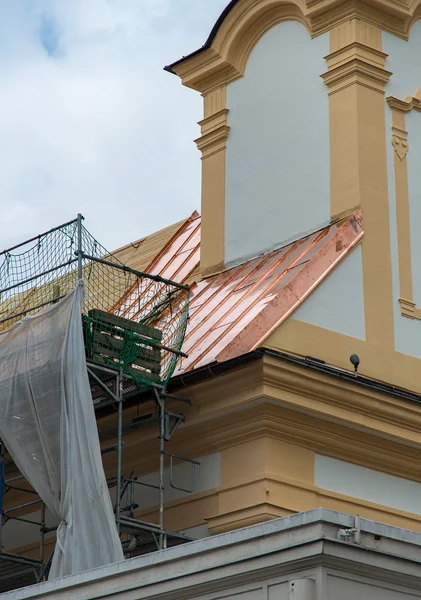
(384, 23, 421, 100)
(225, 21, 330, 268)
(315, 454, 421, 515)
(292, 245, 366, 340)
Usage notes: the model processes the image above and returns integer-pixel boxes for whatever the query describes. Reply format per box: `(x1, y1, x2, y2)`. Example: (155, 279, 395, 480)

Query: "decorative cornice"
(399, 297, 417, 317)
(168, 0, 421, 94)
(322, 42, 391, 94)
(195, 126, 231, 159)
(387, 91, 421, 113)
(260, 353, 421, 441)
(195, 107, 230, 161)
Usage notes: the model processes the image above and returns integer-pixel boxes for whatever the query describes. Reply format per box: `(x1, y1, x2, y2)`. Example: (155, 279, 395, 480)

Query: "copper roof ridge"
(185, 240, 304, 370)
(158, 223, 201, 284)
(216, 209, 364, 363)
(114, 212, 199, 314)
(220, 216, 349, 274)
(145, 211, 200, 276)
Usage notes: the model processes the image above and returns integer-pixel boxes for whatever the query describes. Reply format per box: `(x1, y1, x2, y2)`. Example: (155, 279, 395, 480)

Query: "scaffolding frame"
(87, 360, 199, 555)
(0, 362, 199, 592)
(0, 215, 197, 593)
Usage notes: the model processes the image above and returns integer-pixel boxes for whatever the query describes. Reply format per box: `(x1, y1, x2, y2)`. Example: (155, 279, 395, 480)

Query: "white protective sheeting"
(0, 281, 123, 578)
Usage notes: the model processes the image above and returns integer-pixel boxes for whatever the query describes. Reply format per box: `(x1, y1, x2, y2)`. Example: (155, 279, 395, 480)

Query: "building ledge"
(7, 508, 421, 599)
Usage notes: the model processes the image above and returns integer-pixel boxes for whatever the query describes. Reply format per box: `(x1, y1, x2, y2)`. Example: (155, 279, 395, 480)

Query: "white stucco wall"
(315, 454, 421, 515)
(384, 23, 421, 357)
(406, 111, 421, 304)
(292, 245, 366, 339)
(383, 22, 421, 99)
(225, 22, 330, 268)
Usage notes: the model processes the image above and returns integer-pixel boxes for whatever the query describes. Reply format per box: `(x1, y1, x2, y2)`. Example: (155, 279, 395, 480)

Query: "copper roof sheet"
(121, 209, 363, 375)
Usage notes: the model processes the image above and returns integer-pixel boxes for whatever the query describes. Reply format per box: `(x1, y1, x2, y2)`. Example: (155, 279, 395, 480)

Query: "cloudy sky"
(0, 0, 228, 252)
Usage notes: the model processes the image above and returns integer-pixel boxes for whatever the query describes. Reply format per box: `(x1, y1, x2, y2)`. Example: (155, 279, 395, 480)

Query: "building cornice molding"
(169, 0, 421, 94)
(261, 353, 421, 439)
(387, 91, 421, 113)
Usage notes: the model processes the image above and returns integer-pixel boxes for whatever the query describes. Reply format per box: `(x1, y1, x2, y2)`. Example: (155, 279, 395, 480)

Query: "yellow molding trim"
(9, 350, 421, 515)
(206, 503, 289, 534)
(322, 57, 392, 94)
(206, 476, 421, 534)
(172, 1, 421, 94)
(324, 22, 394, 349)
(387, 92, 421, 319)
(195, 90, 229, 276)
(387, 92, 421, 113)
(261, 354, 421, 443)
(329, 19, 383, 52)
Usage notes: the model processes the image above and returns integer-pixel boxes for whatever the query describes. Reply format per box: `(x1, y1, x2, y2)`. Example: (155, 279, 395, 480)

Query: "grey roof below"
(5, 508, 421, 599)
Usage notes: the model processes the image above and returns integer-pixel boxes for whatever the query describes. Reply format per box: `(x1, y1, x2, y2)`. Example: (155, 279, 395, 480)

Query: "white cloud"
(0, 0, 228, 252)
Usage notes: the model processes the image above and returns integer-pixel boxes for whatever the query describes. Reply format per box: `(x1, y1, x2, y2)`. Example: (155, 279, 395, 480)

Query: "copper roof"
(119, 209, 364, 375)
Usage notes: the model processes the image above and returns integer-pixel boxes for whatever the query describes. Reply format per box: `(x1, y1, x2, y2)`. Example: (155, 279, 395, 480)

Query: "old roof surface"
(117, 209, 363, 375)
(109, 217, 190, 274)
(0, 217, 191, 331)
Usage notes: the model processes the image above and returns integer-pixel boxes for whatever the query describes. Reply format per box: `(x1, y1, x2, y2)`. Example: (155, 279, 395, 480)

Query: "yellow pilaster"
(195, 86, 229, 277)
(322, 19, 395, 349)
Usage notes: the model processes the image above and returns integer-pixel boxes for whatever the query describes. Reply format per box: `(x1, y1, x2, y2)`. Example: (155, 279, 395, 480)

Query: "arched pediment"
(211, 0, 310, 76)
(167, 0, 421, 92)
(166, 0, 311, 91)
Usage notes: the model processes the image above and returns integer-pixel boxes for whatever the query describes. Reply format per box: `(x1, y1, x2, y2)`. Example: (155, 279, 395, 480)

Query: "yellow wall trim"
(10, 351, 421, 550)
(387, 91, 421, 319)
(195, 89, 229, 276)
(172, 0, 421, 92)
(323, 20, 395, 350)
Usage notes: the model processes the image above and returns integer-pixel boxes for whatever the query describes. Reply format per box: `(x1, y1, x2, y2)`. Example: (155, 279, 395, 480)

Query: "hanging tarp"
(0, 281, 123, 578)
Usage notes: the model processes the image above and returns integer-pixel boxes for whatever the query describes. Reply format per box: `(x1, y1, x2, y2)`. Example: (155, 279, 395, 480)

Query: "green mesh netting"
(0, 217, 189, 390)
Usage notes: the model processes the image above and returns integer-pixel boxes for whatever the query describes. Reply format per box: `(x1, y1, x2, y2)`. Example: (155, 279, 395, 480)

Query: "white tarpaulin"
(0, 281, 123, 578)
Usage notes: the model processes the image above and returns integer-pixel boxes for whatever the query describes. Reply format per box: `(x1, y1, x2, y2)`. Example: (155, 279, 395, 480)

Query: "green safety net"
(0, 218, 189, 390)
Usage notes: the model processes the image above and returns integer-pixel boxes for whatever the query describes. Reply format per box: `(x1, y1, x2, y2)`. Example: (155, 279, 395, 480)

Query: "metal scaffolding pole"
(158, 392, 166, 550)
(115, 370, 123, 536)
(76, 213, 83, 280)
(0, 440, 4, 552)
(0, 364, 198, 594)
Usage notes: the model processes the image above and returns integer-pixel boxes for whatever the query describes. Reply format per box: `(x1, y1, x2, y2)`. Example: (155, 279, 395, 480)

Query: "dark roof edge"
(164, 0, 241, 74)
(169, 347, 421, 407)
(168, 349, 263, 389)
(262, 348, 421, 406)
(95, 347, 421, 418)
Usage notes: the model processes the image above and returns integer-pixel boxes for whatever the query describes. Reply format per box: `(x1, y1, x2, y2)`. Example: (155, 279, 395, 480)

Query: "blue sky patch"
(39, 13, 60, 56)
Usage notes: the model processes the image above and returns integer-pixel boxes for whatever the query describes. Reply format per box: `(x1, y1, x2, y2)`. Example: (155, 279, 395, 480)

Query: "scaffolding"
(0, 216, 198, 593)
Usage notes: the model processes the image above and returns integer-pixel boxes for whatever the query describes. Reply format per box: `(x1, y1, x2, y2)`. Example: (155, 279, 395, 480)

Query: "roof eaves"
(164, 0, 240, 74)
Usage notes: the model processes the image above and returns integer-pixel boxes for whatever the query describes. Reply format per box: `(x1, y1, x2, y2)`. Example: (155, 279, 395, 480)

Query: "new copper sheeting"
(116, 209, 363, 375)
